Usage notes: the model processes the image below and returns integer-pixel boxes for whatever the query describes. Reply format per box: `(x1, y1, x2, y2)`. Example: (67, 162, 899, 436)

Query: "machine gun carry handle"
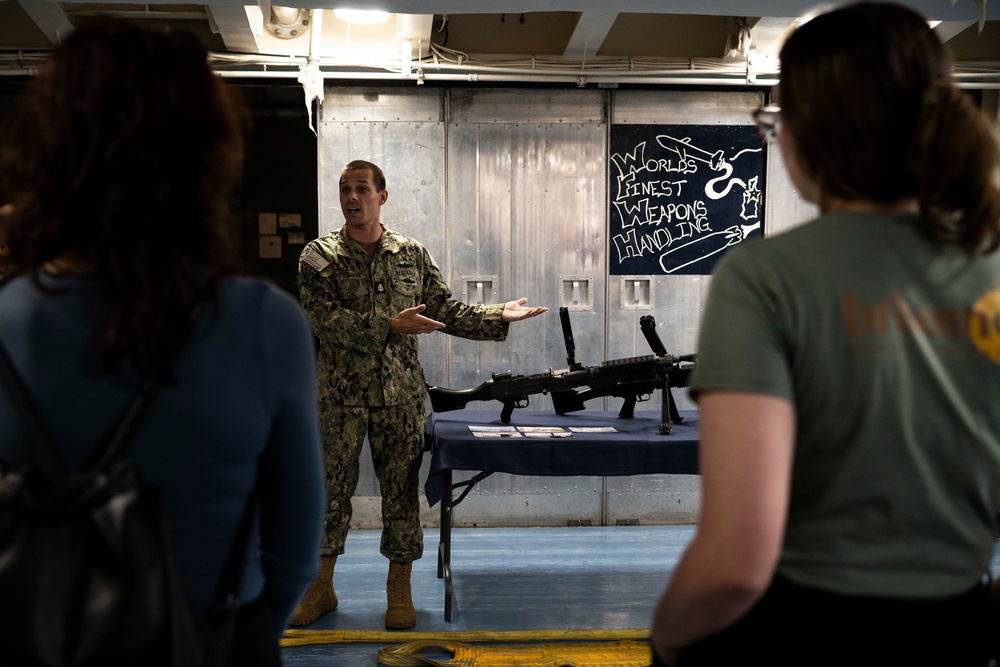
(559, 307, 586, 372)
(639, 315, 670, 358)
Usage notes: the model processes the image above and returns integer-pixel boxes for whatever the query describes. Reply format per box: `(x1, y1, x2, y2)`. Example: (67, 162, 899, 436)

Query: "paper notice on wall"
(258, 212, 277, 235)
(259, 236, 282, 259)
(287, 232, 306, 245)
(279, 213, 302, 228)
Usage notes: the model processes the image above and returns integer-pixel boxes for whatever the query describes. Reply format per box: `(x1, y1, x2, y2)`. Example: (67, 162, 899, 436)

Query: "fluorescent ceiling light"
(334, 9, 391, 24)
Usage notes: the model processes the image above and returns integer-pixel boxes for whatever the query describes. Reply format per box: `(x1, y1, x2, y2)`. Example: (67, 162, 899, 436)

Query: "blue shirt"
(0, 272, 325, 634)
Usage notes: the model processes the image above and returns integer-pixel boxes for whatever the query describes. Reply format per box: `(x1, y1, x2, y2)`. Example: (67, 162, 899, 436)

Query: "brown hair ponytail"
(910, 83, 1000, 255)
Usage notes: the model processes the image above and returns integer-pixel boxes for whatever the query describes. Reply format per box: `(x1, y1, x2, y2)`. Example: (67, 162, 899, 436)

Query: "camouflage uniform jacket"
(298, 225, 508, 406)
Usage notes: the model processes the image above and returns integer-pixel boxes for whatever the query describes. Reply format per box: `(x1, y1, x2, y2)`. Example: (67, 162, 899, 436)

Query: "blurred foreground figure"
(0, 17, 325, 666)
(651, 3, 1000, 666)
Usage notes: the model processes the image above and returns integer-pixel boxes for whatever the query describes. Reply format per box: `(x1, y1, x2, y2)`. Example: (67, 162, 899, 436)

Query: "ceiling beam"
(206, 4, 261, 53)
(17, 0, 74, 44)
(933, 20, 975, 42)
(748, 17, 795, 63)
(563, 12, 617, 58)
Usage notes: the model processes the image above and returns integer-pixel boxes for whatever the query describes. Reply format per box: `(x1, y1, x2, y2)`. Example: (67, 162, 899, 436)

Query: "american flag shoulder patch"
(301, 246, 330, 272)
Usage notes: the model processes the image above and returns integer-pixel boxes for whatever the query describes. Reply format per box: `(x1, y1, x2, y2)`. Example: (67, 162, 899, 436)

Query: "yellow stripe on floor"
(281, 628, 650, 646)
(377, 639, 651, 667)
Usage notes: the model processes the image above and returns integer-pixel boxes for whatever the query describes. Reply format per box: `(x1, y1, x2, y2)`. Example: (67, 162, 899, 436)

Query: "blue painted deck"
(280, 525, 1000, 666)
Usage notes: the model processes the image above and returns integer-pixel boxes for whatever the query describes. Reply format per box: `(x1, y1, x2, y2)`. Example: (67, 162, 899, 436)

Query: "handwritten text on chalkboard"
(609, 125, 764, 275)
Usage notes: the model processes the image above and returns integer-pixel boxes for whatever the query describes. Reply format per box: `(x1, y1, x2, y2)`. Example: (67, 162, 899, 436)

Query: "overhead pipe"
(206, 67, 1000, 89)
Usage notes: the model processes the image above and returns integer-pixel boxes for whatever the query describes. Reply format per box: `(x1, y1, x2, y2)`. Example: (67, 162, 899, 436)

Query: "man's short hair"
(342, 160, 386, 192)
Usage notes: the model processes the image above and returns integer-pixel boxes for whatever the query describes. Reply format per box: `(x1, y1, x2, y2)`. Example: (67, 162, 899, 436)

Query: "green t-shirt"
(692, 210, 1000, 598)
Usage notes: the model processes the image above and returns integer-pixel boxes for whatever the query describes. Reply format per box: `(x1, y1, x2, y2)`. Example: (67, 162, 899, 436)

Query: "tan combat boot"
(384, 560, 416, 629)
(289, 555, 338, 626)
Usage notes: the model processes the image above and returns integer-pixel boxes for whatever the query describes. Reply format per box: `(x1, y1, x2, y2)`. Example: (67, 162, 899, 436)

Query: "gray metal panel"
(446, 122, 514, 393)
(763, 142, 820, 236)
(447, 116, 607, 415)
(475, 472, 602, 497)
(611, 89, 763, 125)
(445, 475, 606, 528)
(321, 86, 444, 122)
(451, 88, 604, 124)
(605, 490, 702, 525)
(605, 472, 702, 494)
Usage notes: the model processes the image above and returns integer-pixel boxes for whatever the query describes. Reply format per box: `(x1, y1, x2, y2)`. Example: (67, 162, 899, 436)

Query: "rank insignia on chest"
(374, 280, 385, 293)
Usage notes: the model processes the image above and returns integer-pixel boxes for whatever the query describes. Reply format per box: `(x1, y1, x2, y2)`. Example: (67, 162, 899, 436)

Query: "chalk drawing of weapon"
(658, 221, 761, 274)
(656, 135, 725, 171)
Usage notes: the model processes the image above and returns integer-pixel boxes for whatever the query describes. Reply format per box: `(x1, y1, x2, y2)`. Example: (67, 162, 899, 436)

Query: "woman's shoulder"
(218, 275, 297, 304)
(215, 276, 310, 332)
(0, 273, 32, 303)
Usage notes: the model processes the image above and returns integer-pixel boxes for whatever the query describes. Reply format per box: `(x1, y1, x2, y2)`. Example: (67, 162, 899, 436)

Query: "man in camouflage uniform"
(294, 160, 546, 629)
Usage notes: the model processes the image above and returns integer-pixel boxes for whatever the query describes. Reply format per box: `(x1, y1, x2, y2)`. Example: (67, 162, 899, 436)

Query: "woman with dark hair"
(652, 2, 1000, 665)
(0, 17, 324, 665)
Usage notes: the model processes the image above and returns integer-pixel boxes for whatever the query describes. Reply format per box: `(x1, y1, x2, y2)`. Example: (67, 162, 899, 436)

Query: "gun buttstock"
(427, 386, 471, 413)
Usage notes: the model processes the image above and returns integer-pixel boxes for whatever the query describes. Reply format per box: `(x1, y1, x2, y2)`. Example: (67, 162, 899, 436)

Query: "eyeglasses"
(753, 104, 782, 144)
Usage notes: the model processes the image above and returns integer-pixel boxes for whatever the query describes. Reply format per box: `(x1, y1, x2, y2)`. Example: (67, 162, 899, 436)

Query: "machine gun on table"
(427, 308, 696, 434)
(550, 311, 695, 433)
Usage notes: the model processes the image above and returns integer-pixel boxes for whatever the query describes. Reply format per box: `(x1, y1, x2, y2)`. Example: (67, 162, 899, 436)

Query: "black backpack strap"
(170, 485, 259, 667)
(0, 337, 159, 474)
(212, 486, 259, 613)
(0, 337, 68, 474)
(91, 377, 159, 471)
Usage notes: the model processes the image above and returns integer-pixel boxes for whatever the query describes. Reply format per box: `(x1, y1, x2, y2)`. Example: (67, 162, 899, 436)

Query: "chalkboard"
(609, 124, 765, 276)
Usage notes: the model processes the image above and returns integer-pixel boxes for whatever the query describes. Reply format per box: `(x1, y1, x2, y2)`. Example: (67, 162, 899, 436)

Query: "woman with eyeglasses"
(651, 2, 1000, 665)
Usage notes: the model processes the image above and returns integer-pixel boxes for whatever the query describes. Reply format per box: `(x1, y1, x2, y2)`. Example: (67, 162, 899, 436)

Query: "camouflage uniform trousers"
(319, 401, 425, 563)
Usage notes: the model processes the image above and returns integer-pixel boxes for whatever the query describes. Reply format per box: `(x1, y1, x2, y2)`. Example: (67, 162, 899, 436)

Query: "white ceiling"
(1, 0, 999, 88)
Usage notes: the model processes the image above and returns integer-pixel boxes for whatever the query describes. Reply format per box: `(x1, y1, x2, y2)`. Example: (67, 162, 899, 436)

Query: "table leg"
(438, 468, 453, 621)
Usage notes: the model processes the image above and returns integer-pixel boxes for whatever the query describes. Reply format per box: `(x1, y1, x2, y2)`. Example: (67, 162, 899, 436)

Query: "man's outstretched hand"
(390, 304, 446, 334)
(502, 298, 548, 322)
